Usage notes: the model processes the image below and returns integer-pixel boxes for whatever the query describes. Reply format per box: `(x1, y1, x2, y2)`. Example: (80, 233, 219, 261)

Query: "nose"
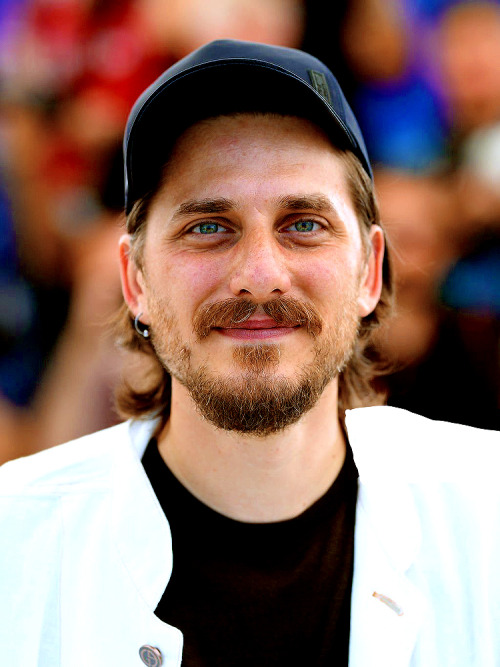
(229, 230, 292, 300)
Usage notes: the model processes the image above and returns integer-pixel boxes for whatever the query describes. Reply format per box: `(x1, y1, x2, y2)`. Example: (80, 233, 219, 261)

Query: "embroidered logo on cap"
(308, 70, 332, 105)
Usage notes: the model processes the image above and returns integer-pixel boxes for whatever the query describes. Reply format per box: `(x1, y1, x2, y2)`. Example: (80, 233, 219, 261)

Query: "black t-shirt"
(142, 438, 358, 667)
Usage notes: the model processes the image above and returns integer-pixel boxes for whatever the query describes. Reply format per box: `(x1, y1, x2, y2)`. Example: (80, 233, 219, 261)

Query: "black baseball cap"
(124, 39, 372, 213)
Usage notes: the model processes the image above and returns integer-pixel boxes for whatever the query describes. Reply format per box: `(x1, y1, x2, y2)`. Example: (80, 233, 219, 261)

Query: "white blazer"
(0, 407, 499, 666)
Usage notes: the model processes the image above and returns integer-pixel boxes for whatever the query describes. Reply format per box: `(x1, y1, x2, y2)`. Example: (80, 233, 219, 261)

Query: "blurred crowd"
(0, 0, 499, 463)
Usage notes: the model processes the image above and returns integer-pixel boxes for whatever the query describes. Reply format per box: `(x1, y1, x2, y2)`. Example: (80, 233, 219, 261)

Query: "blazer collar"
(346, 406, 423, 570)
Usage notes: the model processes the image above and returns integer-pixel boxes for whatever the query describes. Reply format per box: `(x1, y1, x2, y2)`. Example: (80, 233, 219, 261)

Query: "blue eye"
(290, 220, 319, 232)
(193, 222, 225, 234)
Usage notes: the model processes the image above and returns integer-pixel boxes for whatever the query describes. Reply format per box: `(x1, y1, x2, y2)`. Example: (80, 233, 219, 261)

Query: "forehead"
(156, 113, 350, 201)
(169, 112, 340, 157)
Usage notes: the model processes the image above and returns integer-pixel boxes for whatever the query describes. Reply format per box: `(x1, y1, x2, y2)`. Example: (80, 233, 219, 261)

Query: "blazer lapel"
(349, 485, 426, 667)
(111, 419, 173, 610)
(346, 407, 430, 667)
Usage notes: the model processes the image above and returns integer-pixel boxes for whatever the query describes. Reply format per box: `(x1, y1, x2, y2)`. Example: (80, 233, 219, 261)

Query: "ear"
(118, 234, 150, 324)
(357, 225, 385, 317)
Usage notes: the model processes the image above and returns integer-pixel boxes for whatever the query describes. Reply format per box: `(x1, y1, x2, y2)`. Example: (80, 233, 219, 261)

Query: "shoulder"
(0, 419, 158, 496)
(346, 406, 500, 482)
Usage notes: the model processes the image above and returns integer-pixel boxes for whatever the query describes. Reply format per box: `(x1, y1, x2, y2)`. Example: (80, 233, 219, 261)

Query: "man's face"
(120, 114, 383, 434)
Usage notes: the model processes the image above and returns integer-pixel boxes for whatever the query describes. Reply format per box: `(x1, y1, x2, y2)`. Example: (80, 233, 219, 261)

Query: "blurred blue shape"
(354, 74, 447, 171)
(441, 234, 500, 315)
(0, 178, 41, 405)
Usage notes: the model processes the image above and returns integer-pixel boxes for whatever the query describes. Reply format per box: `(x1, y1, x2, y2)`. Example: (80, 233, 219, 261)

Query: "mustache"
(193, 296, 323, 339)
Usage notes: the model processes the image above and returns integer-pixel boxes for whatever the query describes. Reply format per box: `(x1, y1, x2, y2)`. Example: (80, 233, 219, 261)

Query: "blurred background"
(0, 0, 498, 463)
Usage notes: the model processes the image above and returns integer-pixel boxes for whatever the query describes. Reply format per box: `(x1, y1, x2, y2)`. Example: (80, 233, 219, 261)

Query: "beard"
(147, 292, 360, 437)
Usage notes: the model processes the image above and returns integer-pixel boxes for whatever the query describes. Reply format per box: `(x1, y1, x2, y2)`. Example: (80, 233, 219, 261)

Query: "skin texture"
(119, 114, 384, 522)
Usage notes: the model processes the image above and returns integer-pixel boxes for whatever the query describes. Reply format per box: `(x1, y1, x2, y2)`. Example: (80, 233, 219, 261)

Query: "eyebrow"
(276, 194, 339, 216)
(172, 198, 235, 219)
(171, 193, 340, 220)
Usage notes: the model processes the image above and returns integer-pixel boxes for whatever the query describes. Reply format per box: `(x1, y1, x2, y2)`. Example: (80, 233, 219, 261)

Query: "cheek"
(296, 253, 359, 307)
(177, 254, 227, 301)
(148, 250, 227, 317)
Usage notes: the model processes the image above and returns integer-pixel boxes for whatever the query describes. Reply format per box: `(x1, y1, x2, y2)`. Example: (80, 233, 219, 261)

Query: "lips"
(222, 317, 291, 330)
(215, 317, 299, 339)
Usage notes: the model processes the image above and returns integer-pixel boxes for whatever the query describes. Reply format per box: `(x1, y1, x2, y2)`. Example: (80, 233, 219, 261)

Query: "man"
(1, 40, 499, 667)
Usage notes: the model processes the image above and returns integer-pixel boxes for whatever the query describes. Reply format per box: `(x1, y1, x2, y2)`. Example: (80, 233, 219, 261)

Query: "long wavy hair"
(113, 145, 393, 426)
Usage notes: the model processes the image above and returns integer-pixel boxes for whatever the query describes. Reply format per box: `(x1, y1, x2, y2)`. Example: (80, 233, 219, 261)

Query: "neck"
(157, 379, 346, 523)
